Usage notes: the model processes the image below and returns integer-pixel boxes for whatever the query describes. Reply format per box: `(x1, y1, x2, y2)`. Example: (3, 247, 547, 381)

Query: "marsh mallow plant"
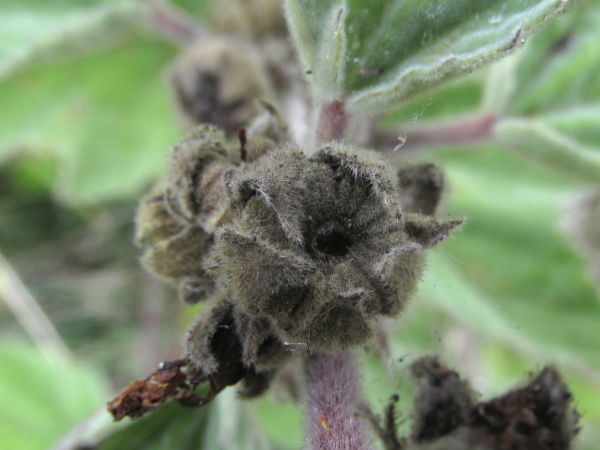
(102, 0, 591, 448)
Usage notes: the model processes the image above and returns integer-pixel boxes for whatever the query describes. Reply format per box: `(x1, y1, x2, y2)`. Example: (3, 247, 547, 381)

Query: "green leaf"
(171, 0, 216, 21)
(346, 0, 578, 114)
(0, 341, 109, 450)
(379, 71, 484, 127)
(0, 37, 180, 203)
(97, 402, 211, 450)
(201, 389, 271, 450)
(544, 104, 600, 149)
(0, 0, 149, 81)
(508, 1, 600, 114)
(284, 0, 348, 101)
(255, 396, 303, 449)
(494, 117, 600, 183)
(422, 145, 600, 364)
(285, 0, 578, 114)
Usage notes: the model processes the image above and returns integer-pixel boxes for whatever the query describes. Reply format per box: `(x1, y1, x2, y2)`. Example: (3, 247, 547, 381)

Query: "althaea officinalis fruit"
(135, 124, 462, 398)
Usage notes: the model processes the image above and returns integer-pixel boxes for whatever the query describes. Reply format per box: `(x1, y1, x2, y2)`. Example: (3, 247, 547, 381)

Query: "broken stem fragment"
(107, 358, 209, 421)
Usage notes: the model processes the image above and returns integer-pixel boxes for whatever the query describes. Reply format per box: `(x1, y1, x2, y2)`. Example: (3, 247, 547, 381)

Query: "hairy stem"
(314, 100, 347, 148)
(305, 350, 373, 450)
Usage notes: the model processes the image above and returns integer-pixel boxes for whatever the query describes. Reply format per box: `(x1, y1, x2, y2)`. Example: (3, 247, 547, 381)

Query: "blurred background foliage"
(1, 0, 599, 449)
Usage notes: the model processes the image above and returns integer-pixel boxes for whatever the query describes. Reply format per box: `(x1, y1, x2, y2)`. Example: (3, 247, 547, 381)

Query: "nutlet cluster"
(135, 120, 462, 396)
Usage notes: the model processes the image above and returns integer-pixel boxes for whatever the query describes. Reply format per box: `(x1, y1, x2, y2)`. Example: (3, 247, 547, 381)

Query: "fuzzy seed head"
(135, 125, 237, 303)
(171, 37, 272, 134)
(166, 124, 233, 231)
(208, 143, 461, 352)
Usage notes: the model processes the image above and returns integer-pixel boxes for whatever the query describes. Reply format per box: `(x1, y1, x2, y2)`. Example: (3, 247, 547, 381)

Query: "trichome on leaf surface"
(105, 0, 586, 449)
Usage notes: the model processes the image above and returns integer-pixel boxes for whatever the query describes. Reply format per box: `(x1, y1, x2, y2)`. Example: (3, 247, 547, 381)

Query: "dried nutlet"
(368, 358, 580, 450)
(135, 125, 236, 303)
(165, 124, 233, 230)
(185, 293, 280, 397)
(207, 143, 462, 354)
(397, 163, 445, 216)
(212, 0, 287, 39)
(410, 356, 474, 442)
(135, 186, 215, 303)
(170, 37, 273, 135)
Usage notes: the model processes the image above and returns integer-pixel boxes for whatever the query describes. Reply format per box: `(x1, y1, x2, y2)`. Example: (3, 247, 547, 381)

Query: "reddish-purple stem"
(315, 101, 347, 144)
(305, 351, 374, 450)
(376, 113, 499, 151)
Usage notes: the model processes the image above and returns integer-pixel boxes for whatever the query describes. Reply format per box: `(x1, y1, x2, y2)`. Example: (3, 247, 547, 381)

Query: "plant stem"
(314, 100, 347, 147)
(375, 113, 498, 152)
(0, 251, 72, 363)
(304, 350, 373, 450)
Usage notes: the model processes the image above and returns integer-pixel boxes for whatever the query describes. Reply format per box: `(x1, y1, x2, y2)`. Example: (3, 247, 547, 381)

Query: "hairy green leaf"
(347, 0, 577, 113)
(284, 0, 348, 101)
(285, 0, 578, 114)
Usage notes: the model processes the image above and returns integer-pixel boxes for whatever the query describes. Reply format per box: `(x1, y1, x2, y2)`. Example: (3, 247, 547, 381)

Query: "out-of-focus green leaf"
(494, 117, 600, 183)
(379, 71, 484, 130)
(508, 0, 600, 114)
(0, 0, 149, 81)
(543, 105, 600, 149)
(284, 0, 578, 113)
(202, 388, 271, 450)
(422, 145, 600, 367)
(171, 0, 216, 20)
(394, 145, 600, 446)
(97, 401, 211, 450)
(0, 38, 180, 203)
(255, 396, 303, 449)
(0, 341, 109, 450)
